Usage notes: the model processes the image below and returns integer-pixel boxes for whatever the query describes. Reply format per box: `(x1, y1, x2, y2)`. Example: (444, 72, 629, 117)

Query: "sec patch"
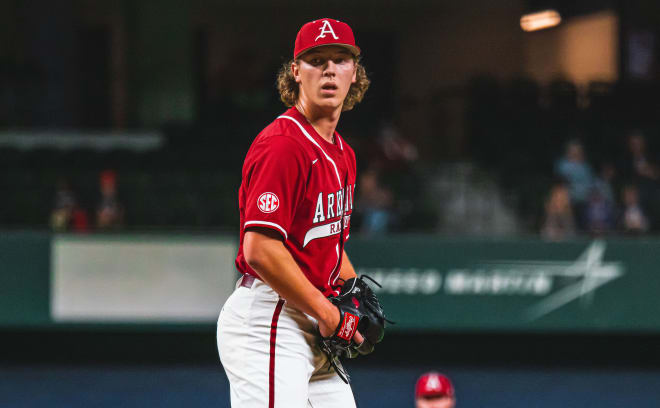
(257, 192, 279, 213)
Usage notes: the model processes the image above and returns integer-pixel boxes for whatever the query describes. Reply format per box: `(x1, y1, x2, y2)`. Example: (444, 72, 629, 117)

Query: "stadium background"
(3, 0, 660, 406)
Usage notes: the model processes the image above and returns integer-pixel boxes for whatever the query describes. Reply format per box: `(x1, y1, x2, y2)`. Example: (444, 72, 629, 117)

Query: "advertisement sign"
(349, 237, 660, 332)
(51, 235, 237, 322)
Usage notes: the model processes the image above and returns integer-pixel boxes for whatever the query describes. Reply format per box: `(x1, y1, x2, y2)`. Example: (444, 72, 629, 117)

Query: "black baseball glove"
(320, 275, 391, 383)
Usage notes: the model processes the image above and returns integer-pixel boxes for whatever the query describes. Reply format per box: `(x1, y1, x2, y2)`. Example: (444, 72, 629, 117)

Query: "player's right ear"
(291, 61, 302, 84)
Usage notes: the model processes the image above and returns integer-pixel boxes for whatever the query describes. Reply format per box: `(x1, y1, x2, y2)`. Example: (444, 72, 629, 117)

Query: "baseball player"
(415, 372, 456, 408)
(217, 18, 371, 407)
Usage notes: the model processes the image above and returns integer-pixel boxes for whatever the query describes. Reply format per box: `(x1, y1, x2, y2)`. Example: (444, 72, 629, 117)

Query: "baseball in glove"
(320, 275, 391, 383)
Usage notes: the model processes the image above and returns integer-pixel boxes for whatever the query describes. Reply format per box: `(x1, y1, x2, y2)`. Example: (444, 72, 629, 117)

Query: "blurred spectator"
(586, 163, 617, 235)
(592, 162, 617, 206)
(368, 121, 423, 232)
(620, 184, 649, 235)
(541, 182, 575, 241)
(50, 179, 89, 233)
(620, 130, 659, 229)
(585, 188, 615, 236)
(415, 372, 456, 408)
(554, 140, 594, 230)
(358, 167, 394, 234)
(621, 130, 659, 183)
(96, 170, 124, 229)
(377, 121, 419, 166)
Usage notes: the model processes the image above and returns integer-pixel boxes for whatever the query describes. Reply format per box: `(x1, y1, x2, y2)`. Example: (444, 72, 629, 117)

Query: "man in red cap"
(217, 18, 370, 407)
(415, 372, 456, 408)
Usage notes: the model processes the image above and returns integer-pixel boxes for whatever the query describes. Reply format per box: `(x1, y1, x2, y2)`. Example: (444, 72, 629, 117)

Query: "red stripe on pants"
(269, 299, 285, 408)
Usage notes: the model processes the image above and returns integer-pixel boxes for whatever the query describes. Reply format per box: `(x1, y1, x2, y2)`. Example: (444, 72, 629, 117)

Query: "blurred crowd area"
(3, 1, 660, 237)
(467, 77, 660, 239)
(4, 75, 660, 238)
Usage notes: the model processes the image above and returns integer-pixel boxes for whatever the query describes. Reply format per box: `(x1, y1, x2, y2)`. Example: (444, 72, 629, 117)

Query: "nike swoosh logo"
(312, 159, 319, 165)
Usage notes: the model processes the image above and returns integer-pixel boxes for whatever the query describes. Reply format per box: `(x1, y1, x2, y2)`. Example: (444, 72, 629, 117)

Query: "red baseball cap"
(415, 372, 455, 399)
(294, 18, 360, 59)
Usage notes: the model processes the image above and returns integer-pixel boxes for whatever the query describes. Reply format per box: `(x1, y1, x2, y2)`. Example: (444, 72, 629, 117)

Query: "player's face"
(416, 395, 455, 408)
(293, 46, 357, 113)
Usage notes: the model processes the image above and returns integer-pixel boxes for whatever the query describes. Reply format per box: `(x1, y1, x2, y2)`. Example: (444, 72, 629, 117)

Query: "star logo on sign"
(524, 240, 624, 320)
(472, 240, 624, 320)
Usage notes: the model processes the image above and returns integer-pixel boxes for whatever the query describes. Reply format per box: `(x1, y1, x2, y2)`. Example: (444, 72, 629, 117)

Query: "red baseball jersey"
(235, 107, 357, 296)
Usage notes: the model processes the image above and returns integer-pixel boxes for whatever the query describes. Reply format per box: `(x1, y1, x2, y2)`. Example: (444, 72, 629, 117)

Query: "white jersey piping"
(277, 115, 343, 189)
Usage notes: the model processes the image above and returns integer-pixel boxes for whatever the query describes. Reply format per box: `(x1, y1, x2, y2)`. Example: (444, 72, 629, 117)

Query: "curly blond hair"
(276, 58, 370, 112)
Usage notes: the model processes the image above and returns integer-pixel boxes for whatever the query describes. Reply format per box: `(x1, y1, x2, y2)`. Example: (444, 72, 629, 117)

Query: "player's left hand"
(319, 276, 390, 382)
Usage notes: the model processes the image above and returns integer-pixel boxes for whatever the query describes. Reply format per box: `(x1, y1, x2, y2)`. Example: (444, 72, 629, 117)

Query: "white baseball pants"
(217, 277, 357, 408)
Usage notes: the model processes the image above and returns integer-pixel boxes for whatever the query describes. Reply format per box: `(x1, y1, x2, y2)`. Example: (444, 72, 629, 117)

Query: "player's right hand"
(318, 302, 341, 338)
(318, 303, 365, 345)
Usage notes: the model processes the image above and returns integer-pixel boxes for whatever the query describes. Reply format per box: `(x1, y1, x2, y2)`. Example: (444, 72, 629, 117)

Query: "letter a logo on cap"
(315, 20, 339, 42)
(294, 18, 360, 59)
(426, 375, 441, 391)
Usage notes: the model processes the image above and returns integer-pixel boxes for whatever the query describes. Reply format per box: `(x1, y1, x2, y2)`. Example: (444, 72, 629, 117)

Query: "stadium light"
(520, 10, 562, 32)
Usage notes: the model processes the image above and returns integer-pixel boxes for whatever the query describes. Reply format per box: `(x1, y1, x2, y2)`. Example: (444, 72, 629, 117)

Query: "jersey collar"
(289, 107, 344, 153)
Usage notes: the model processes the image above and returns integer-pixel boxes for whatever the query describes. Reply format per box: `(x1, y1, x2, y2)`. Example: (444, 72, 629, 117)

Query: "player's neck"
(310, 117, 339, 144)
(295, 102, 341, 144)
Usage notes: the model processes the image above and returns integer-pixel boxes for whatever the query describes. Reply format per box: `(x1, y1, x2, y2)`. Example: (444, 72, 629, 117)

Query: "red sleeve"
(243, 136, 308, 240)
